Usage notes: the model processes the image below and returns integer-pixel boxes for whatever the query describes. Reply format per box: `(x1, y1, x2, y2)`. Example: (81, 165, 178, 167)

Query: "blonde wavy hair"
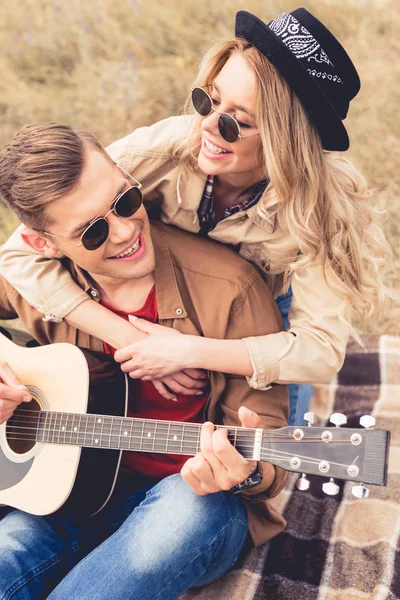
(170, 38, 391, 322)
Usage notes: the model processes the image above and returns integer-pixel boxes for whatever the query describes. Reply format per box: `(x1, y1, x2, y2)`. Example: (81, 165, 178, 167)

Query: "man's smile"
(108, 233, 145, 261)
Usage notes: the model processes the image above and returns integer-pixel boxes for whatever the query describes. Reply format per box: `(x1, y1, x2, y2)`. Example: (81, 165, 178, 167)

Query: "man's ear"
(21, 228, 59, 258)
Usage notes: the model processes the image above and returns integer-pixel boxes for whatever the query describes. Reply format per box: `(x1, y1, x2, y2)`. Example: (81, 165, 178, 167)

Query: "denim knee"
(122, 474, 247, 570)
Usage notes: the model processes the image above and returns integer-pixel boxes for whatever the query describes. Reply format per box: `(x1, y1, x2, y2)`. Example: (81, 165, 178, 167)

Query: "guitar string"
(6, 411, 352, 442)
(9, 407, 356, 434)
(3, 432, 354, 464)
(3, 434, 355, 470)
(5, 423, 354, 446)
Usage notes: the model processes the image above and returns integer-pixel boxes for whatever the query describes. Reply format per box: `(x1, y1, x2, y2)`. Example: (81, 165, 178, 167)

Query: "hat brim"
(235, 11, 349, 151)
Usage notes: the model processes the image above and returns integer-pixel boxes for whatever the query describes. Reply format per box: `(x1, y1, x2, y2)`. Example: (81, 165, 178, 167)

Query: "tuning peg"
(351, 483, 369, 499)
(322, 478, 340, 496)
(359, 415, 376, 429)
(304, 412, 317, 426)
(329, 413, 347, 427)
(296, 473, 310, 491)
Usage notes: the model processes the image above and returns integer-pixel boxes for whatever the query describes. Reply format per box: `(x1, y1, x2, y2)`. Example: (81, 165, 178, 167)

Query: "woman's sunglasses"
(191, 86, 259, 144)
(40, 166, 143, 251)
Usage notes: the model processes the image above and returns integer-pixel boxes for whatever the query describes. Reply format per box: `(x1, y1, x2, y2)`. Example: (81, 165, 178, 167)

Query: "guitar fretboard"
(35, 411, 258, 459)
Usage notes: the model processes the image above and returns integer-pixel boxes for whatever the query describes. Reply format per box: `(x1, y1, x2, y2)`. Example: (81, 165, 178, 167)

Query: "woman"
(0, 9, 390, 425)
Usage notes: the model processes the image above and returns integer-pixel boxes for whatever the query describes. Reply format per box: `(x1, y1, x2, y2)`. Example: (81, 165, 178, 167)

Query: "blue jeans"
(276, 286, 313, 426)
(0, 473, 248, 600)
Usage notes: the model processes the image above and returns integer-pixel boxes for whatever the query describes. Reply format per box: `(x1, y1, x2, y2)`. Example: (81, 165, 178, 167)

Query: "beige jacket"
(0, 222, 289, 547)
(0, 116, 351, 389)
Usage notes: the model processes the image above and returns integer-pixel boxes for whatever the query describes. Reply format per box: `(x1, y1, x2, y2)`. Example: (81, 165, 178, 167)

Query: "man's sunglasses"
(40, 165, 143, 251)
(191, 86, 259, 144)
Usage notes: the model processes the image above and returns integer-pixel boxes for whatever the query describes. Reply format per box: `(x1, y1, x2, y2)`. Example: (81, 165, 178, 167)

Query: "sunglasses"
(40, 165, 143, 251)
(191, 86, 259, 144)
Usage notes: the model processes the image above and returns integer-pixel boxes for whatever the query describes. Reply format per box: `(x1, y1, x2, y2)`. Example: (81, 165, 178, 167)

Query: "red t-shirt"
(102, 286, 208, 479)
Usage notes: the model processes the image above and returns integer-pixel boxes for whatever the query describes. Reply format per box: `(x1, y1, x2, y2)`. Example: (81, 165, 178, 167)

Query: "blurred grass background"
(0, 0, 398, 333)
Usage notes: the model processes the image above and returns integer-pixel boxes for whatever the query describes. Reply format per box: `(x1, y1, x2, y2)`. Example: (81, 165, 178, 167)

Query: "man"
(0, 123, 288, 599)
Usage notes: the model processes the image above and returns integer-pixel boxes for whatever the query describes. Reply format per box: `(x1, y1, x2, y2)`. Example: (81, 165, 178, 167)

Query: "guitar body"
(0, 334, 128, 517)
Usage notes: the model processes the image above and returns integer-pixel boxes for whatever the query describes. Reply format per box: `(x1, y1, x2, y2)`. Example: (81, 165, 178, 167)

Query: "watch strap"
(230, 463, 262, 495)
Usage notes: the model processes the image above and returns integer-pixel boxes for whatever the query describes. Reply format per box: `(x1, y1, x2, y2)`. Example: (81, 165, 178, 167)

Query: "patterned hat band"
(235, 8, 360, 150)
(268, 13, 343, 86)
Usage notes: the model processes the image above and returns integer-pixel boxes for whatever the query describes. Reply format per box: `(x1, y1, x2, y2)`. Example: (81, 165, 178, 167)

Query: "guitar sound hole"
(6, 398, 41, 454)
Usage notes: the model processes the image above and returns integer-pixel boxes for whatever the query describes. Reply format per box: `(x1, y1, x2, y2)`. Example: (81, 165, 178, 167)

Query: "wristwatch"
(230, 462, 263, 495)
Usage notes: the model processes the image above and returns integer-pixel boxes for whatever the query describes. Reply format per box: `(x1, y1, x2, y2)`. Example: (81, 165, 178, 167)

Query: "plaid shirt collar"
(198, 175, 269, 235)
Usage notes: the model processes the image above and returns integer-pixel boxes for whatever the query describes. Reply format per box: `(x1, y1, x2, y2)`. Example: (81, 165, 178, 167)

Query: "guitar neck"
(29, 410, 389, 486)
(35, 411, 259, 459)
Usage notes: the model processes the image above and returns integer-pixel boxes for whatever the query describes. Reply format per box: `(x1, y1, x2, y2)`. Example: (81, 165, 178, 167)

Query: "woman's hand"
(114, 317, 209, 400)
(114, 317, 201, 380)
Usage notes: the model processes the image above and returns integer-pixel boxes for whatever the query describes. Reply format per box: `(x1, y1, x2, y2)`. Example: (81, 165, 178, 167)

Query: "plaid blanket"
(181, 335, 400, 600)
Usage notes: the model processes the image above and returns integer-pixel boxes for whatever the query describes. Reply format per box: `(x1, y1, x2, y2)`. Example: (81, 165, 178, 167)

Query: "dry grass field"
(0, 0, 399, 333)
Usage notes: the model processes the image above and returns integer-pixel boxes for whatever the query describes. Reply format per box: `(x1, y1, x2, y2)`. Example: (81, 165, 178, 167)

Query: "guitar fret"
(142, 420, 156, 452)
(70, 413, 77, 445)
(121, 418, 132, 450)
(83, 413, 89, 447)
(235, 428, 256, 459)
(100, 415, 105, 447)
(118, 417, 124, 449)
(104, 416, 111, 447)
(152, 421, 157, 452)
(66, 413, 72, 445)
(129, 418, 134, 451)
(109, 416, 119, 450)
(48, 412, 54, 444)
(106, 416, 113, 448)
(166, 422, 171, 453)
(57, 412, 63, 444)
(61, 413, 67, 445)
(77, 413, 83, 446)
(42, 412, 48, 443)
(39, 411, 46, 443)
(181, 424, 198, 455)
(196, 426, 201, 454)
(140, 420, 145, 451)
(36, 411, 46, 443)
(92, 414, 101, 447)
(54, 412, 61, 444)
(88, 414, 95, 447)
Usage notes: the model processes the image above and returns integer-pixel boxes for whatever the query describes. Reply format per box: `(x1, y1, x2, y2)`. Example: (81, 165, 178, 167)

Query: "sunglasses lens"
(82, 219, 109, 251)
(192, 87, 212, 116)
(115, 186, 143, 217)
(218, 114, 239, 143)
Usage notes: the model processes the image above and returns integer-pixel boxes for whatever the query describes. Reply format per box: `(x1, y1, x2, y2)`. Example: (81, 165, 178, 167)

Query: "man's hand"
(181, 406, 261, 495)
(0, 361, 31, 424)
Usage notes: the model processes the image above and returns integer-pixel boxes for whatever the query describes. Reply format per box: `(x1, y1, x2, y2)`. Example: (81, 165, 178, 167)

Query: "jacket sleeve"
(0, 274, 20, 320)
(243, 261, 352, 389)
(0, 117, 189, 319)
(0, 226, 88, 319)
(218, 274, 289, 501)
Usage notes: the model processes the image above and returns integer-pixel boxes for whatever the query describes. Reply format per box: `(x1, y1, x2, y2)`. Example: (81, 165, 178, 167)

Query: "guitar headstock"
(260, 412, 390, 498)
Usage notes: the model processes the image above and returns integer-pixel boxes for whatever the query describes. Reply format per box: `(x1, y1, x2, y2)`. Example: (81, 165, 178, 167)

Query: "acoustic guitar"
(0, 333, 390, 517)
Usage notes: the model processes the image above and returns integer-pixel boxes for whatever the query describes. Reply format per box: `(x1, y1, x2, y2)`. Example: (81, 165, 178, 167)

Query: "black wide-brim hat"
(235, 9, 360, 151)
